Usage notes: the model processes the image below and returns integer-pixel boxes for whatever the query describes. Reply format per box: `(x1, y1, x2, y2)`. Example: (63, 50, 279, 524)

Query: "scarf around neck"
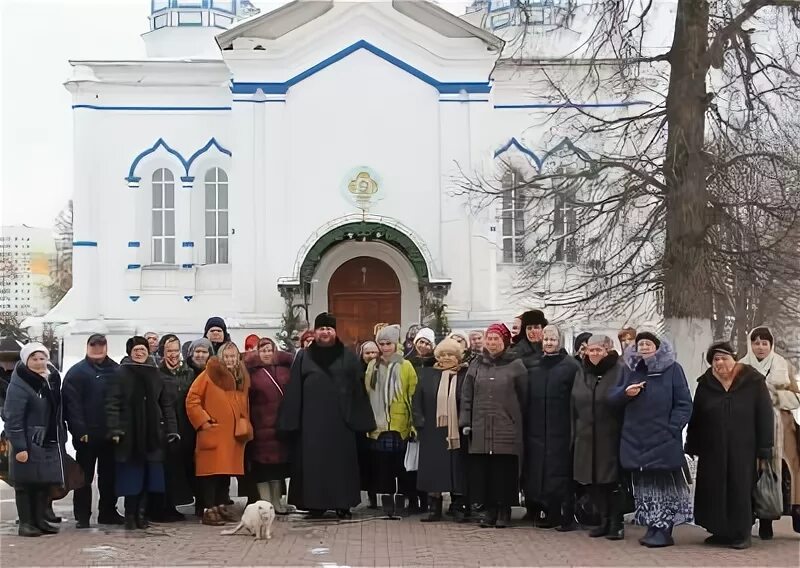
(434, 364, 462, 450)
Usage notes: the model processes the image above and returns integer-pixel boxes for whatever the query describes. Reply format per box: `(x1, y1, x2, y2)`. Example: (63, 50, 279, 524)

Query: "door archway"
(328, 256, 401, 349)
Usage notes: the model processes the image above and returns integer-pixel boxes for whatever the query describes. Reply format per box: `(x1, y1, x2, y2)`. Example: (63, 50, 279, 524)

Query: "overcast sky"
(0, 0, 470, 229)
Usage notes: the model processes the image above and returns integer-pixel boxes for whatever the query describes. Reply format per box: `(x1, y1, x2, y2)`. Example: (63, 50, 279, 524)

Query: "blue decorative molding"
(494, 137, 542, 170)
(494, 101, 652, 110)
(125, 137, 231, 183)
(128, 241, 141, 248)
(180, 176, 195, 183)
(231, 40, 492, 95)
(232, 99, 286, 103)
(181, 241, 195, 248)
(181, 263, 195, 269)
(439, 99, 489, 103)
(74, 105, 231, 112)
(127, 264, 142, 269)
(73, 241, 98, 247)
(129, 295, 140, 302)
(184, 295, 194, 302)
(494, 137, 591, 173)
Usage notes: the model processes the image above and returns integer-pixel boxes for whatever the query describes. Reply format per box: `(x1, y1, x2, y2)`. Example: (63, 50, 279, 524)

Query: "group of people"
(2, 310, 799, 551)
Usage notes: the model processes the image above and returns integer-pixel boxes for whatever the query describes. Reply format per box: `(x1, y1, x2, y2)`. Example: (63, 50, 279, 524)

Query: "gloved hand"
(79, 435, 89, 443)
(31, 426, 46, 446)
(167, 433, 181, 443)
(462, 427, 471, 436)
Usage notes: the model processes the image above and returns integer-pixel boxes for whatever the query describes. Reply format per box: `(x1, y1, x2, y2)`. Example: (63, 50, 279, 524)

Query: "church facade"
(49, 0, 664, 358)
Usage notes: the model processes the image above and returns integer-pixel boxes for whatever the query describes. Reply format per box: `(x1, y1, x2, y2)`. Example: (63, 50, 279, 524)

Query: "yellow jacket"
(364, 355, 418, 440)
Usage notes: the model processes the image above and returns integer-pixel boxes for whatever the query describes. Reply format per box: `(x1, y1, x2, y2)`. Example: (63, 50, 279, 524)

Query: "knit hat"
(486, 323, 512, 346)
(447, 331, 470, 349)
(706, 341, 736, 364)
(86, 333, 107, 345)
(376, 324, 401, 344)
(126, 335, 149, 356)
(204, 316, 228, 337)
(20, 342, 49, 365)
(157, 333, 180, 357)
(635, 331, 661, 349)
(573, 332, 592, 353)
(314, 312, 337, 330)
(359, 341, 378, 356)
(587, 334, 612, 348)
(519, 309, 548, 329)
(188, 337, 213, 358)
(414, 327, 436, 347)
(244, 334, 260, 351)
(434, 338, 464, 361)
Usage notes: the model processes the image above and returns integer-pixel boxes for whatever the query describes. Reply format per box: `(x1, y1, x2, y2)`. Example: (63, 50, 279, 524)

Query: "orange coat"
(186, 357, 251, 477)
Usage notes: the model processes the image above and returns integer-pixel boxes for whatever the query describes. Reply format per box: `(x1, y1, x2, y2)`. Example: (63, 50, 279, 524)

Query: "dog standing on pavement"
(220, 500, 275, 541)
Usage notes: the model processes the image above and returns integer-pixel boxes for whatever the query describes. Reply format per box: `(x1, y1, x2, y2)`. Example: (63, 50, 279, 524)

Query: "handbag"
(235, 416, 253, 443)
(404, 439, 419, 472)
(50, 454, 86, 500)
(753, 461, 782, 520)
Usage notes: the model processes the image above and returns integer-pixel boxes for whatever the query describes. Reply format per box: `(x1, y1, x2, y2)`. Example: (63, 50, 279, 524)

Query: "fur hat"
(519, 309, 549, 329)
(587, 334, 613, 349)
(573, 332, 592, 353)
(434, 338, 464, 361)
(376, 324, 401, 344)
(204, 316, 228, 336)
(707, 341, 736, 364)
(20, 342, 49, 365)
(414, 327, 436, 347)
(447, 331, 470, 349)
(635, 331, 661, 349)
(188, 337, 213, 358)
(486, 323, 512, 346)
(314, 312, 337, 330)
(126, 335, 149, 355)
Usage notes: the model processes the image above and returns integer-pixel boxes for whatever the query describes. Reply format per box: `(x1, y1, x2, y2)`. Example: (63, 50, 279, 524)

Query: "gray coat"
(3, 362, 67, 486)
(459, 350, 527, 457)
(571, 353, 624, 485)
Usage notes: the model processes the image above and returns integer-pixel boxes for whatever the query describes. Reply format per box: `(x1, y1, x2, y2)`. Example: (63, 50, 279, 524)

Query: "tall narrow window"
(204, 168, 229, 264)
(553, 186, 577, 263)
(500, 169, 526, 263)
(151, 168, 175, 264)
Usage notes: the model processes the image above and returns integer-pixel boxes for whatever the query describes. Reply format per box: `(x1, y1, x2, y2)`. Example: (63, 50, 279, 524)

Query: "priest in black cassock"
(277, 312, 376, 519)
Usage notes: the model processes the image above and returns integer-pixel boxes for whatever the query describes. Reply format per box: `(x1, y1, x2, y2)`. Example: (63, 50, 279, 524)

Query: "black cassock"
(277, 341, 375, 511)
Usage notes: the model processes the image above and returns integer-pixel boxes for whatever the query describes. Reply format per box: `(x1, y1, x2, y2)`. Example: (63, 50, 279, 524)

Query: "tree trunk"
(663, 0, 713, 382)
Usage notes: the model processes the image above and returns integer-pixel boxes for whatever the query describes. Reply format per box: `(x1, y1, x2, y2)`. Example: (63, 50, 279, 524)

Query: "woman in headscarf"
(609, 331, 693, 548)
(244, 338, 292, 514)
(523, 324, 580, 531)
(403, 325, 422, 358)
(571, 335, 625, 540)
(412, 338, 470, 522)
(203, 317, 231, 355)
(510, 310, 548, 368)
(686, 341, 774, 550)
(358, 340, 380, 509)
(186, 341, 251, 526)
(447, 331, 474, 365)
(186, 338, 213, 376)
(299, 330, 315, 350)
(738, 327, 800, 537)
(106, 336, 178, 530)
(4, 343, 67, 537)
(365, 324, 418, 518)
(359, 341, 380, 372)
(460, 323, 527, 528)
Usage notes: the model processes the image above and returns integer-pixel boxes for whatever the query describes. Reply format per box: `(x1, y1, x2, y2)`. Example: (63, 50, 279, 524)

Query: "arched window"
(204, 167, 229, 264)
(500, 169, 526, 263)
(152, 168, 175, 264)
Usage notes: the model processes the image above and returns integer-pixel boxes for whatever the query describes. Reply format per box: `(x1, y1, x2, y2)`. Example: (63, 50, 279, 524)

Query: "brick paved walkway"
(1, 497, 798, 567)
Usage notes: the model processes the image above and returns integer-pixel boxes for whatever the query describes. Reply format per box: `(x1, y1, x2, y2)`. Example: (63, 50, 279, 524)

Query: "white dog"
(220, 500, 275, 541)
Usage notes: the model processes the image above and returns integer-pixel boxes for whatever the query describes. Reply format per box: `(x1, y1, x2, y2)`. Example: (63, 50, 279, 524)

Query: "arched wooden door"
(328, 256, 401, 350)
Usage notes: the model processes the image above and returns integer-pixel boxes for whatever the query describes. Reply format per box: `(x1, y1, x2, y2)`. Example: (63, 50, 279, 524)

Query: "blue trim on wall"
(129, 295, 140, 302)
(181, 241, 195, 247)
(231, 40, 492, 95)
(180, 176, 195, 183)
(184, 295, 194, 302)
(73, 241, 98, 247)
(181, 263, 195, 268)
(125, 137, 231, 182)
(128, 241, 141, 248)
(494, 101, 651, 110)
(494, 137, 542, 169)
(494, 137, 593, 173)
(232, 99, 286, 103)
(440, 99, 489, 103)
(127, 264, 142, 269)
(73, 105, 231, 111)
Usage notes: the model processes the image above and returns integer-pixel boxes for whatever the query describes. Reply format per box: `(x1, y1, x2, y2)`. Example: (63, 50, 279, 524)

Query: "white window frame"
(499, 169, 527, 264)
(553, 172, 578, 263)
(151, 168, 176, 265)
(204, 167, 229, 264)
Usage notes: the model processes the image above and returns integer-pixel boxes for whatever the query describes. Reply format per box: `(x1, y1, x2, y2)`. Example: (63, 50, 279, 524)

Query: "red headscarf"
(300, 329, 315, 346)
(486, 323, 512, 347)
(244, 334, 260, 351)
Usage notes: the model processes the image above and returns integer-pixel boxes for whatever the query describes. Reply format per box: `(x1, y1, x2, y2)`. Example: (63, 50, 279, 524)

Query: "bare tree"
(460, 0, 800, 376)
(46, 200, 73, 307)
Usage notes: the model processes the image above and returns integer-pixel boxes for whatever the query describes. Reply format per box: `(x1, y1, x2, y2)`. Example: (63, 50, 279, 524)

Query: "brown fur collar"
(205, 356, 250, 392)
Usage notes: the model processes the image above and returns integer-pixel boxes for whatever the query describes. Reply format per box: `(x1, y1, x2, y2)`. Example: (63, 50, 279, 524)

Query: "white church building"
(48, 0, 669, 358)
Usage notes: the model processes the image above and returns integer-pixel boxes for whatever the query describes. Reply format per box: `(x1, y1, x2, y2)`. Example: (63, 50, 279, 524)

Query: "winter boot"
(381, 495, 395, 517)
(201, 507, 225, 526)
(124, 496, 138, 530)
(15, 488, 42, 537)
(367, 492, 378, 510)
(257, 482, 273, 506)
(33, 490, 59, 534)
(268, 480, 288, 514)
(394, 494, 409, 517)
(480, 506, 498, 528)
(605, 513, 625, 541)
(44, 498, 61, 523)
(589, 516, 610, 538)
(495, 507, 511, 529)
(535, 508, 559, 529)
(638, 526, 656, 545)
(730, 533, 752, 550)
(135, 495, 150, 529)
(642, 525, 674, 548)
(421, 496, 443, 523)
(758, 519, 773, 540)
(97, 508, 125, 525)
(556, 504, 577, 532)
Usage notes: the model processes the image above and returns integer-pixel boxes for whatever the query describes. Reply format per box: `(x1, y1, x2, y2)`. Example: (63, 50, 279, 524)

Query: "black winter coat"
(685, 364, 774, 538)
(523, 349, 578, 503)
(511, 338, 543, 370)
(4, 362, 67, 485)
(62, 356, 119, 444)
(571, 353, 624, 485)
(105, 359, 177, 463)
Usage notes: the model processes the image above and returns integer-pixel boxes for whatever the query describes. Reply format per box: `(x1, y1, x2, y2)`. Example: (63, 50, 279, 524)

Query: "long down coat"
(186, 357, 250, 477)
(244, 349, 292, 465)
(685, 364, 774, 538)
(523, 349, 579, 504)
(412, 365, 469, 494)
(571, 352, 624, 485)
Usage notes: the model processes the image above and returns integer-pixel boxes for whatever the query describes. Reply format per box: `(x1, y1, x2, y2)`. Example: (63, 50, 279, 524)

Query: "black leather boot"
(135, 494, 150, 529)
(589, 517, 610, 537)
(480, 506, 497, 528)
(758, 519, 773, 540)
(495, 507, 511, 529)
(381, 495, 395, 517)
(15, 487, 42, 537)
(394, 494, 408, 517)
(43, 498, 61, 523)
(420, 496, 443, 522)
(124, 496, 138, 530)
(33, 489, 59, 534)
(605, 492, 625, 541)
